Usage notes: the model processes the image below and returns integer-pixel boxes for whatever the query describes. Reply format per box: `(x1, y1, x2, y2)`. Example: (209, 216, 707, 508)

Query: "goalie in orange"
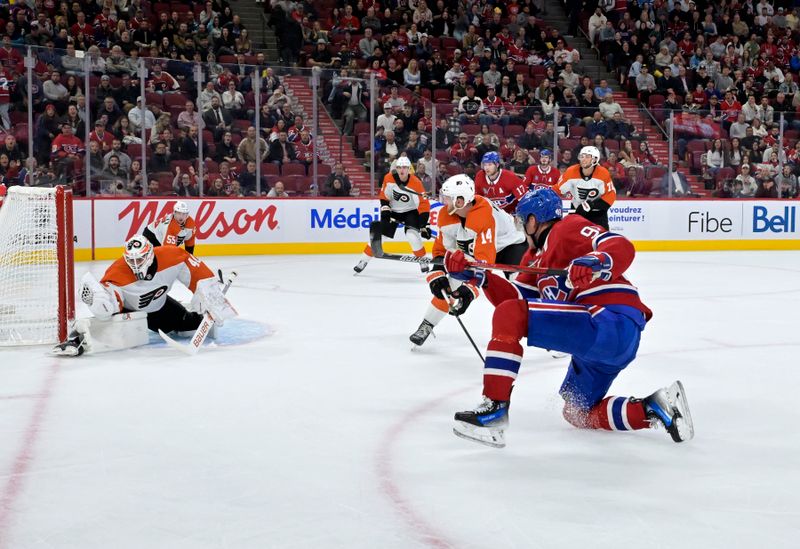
(53, 235, 236, 356)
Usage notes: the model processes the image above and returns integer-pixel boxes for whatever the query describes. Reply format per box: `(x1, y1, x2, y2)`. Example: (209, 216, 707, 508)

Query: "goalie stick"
(159, 270, 238, 355)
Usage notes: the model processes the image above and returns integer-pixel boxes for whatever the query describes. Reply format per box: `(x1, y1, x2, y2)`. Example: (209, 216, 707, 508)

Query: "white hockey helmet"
(395, 156, 412, 169)
(173, 200, 189, 225)
(440, 174, 475, 213)
(124, 235, 155, 280)
(578, 146, 601, 166)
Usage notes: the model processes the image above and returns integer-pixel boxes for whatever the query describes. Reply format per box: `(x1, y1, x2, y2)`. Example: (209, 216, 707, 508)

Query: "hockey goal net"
(0, 186, 74, 345)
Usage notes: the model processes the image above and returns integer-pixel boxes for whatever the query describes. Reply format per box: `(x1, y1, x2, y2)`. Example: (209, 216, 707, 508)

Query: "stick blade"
(158, 329, 199, 356)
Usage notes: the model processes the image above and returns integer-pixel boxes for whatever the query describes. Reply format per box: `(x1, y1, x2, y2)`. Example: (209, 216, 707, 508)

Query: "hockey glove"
(380, 205, 393, 224)
(444, 249, 487, 287)
(566, 252, 613, 290)
(448, 284, 479, 316)
(190, 277, 238, 326)
(420, 224, 433, 239)
(427, 270, 450, 299)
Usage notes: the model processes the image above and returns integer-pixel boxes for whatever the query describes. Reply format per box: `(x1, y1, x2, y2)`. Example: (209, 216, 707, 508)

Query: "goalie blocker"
(53, 236, 237, 356)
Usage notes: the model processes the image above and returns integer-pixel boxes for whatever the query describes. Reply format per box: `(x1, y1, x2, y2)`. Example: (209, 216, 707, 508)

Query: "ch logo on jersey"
(391, 189, 411, 202)
(457, 238, 475, 256)
(138, 285, 168, 308)
(538, 275, 569, 302)
(577, 187, 599, 201)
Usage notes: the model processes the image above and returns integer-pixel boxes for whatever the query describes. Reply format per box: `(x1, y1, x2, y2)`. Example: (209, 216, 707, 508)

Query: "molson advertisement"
(71, 198, 800, 261)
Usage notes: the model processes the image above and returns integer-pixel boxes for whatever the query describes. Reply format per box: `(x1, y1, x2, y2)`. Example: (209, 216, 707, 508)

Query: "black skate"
(453, 397, 509, 448)
(353, 259, 369, 274)
(52, 331, 86, 357)
(644, 380, 694, 443)
(409, 319, 435, 346)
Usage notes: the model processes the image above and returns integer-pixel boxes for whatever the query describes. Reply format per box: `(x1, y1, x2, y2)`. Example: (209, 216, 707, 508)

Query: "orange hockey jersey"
(378, 171, 431, 215)
(432, 195, 525, 262)
(145, 214, 197, 250)
(100, 246, 214, 314)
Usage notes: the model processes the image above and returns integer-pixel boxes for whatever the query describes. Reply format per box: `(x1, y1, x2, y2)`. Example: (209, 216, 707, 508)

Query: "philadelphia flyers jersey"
(146, 213, 197, 249)
(473, 168, 527, 214)
(432, 195, 525, 262)
(523, 164, 561, 189)
(100, 246, 214, 314)
(378, 171, 431, 214)
(510, 214, 651, 319)
(555, 163, 616, 210)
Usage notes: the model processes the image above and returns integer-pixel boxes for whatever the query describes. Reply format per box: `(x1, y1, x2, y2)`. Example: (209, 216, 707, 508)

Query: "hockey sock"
(363, 245, 374, 257)
(413, 247, 426, 257)
(406, 229, 424, 253)
(423, 303, 448, 326)
(483, 300, 528, 402)
(563, 396, 649, 431)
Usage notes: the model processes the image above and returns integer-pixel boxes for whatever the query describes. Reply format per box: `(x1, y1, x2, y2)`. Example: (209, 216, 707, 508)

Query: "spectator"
(237, 161, 267, 196)
(202, 95, 233, 142)
(267, 130, 297, 165)
(150, 142, 172, 173)
(213, 132, 238, 164)
(661, 170, 694, 197)
(267, 180, 290, 198)
(598, 93, 625, 120)
(128, 97, 156, 133)
(735, 164, 758, 197)
(238, 126, 269, 163)
(755, 179, 779, 198)
(173, 167, 200, 197)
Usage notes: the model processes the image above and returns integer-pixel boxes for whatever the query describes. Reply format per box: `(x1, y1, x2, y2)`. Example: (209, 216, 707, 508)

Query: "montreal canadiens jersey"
(473, 168, 527, 214)
(432, 195, 525, 262)
(100, 246, 214, 314)
(146, 214, 197, 249)
(555, 164, 616, 210)
(523, 164, 561, 189)
(501, 214, 652, 319)
(379, 171, 430, 215)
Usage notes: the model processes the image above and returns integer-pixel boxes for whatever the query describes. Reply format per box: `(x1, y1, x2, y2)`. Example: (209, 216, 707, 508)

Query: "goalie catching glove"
(566, 252, 612, 290)
(189, 277, 238, 325)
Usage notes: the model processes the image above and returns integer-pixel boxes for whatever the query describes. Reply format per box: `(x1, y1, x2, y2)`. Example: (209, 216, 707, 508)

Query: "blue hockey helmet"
(515, 187, 563, 225)
(481, 151, 501, 165)
(539, 149, 552, 157)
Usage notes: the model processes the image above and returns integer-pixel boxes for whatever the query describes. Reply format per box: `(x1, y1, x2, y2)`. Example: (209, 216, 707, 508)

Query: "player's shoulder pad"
(101, 257, 137, 287)
(154, 245, 191, 269)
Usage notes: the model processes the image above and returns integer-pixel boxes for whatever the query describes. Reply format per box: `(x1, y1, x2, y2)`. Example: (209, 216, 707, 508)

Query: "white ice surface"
(1, 251, 799, 549)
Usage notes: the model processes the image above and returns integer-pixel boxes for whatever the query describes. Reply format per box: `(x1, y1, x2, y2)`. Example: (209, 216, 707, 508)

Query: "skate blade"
(452, 421, 506, 448)
(669, 381, 695, 442)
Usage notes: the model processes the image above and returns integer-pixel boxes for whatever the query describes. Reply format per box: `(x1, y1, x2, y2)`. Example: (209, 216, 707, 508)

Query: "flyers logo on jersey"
(457, 238, 475, 256)
(538, 275, 569, 302)
(577, 187, 600, 201)
(392, 189, 411, 202)
(138, 285, 168, 308)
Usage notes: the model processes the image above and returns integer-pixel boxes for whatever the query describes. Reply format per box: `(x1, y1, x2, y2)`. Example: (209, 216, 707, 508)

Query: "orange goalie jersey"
(100, 246, 214, 314)
(145, 214, 197, 252)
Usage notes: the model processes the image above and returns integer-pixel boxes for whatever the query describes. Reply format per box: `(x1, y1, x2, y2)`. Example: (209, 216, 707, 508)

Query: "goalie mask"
(173, 201, 189, 226)
(124, 235, 155, 280)
(440, 174, 475, 214)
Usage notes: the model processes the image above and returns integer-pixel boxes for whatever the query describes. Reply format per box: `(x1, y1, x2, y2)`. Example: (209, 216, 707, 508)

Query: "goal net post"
(0, 186, 75, 345)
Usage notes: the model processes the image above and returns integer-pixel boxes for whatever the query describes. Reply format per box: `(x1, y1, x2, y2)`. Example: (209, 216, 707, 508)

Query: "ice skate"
(453, 396, 509, 448)
(353, 258, 369, 274)
(409, 319, 435, 346)
(644, 380, 694, 443)
(52, 331, 86, 357)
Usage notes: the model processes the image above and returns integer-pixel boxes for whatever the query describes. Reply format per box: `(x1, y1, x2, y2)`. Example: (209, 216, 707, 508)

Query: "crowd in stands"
(592, 0, 799, 198)
(0, 0, 352, 197)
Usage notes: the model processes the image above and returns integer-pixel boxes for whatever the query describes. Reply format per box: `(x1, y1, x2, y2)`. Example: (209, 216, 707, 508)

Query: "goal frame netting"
(0, 186, 74, 346)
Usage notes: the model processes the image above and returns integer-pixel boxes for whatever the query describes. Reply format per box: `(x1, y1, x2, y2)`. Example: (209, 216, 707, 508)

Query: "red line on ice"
(0, 362, 60, 548)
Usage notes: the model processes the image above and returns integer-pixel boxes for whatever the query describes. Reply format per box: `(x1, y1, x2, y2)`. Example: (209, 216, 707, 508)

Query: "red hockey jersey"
(523, 164, 560, 189)
(484, 214, 652, 320)
(474, 168, 527, 214)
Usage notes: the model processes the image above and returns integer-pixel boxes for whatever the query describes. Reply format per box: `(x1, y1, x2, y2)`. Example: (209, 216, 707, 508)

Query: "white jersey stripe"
(485, 350, 523, 362)
(484, 368, 518, 379)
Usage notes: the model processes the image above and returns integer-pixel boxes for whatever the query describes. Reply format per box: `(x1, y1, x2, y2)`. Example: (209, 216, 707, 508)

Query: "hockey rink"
(1, 250, 798, 549)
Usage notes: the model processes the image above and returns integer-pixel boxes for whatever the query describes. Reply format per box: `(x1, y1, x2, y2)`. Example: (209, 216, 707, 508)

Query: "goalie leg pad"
(56, 312, 149, 355)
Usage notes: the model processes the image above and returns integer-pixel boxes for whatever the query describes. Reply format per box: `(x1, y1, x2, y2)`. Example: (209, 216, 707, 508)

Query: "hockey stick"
(159, 271, 238, 355)
(370, 251, 568, 277)
(455, 315, 484, 363)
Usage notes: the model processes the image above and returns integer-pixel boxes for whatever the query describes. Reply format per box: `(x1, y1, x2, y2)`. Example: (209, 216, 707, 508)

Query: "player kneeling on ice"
(448, 187, 693, 448)
(53, 235, 236, 356)
(353, 156, 433, 275)
(143, 200, 197, 254)
(409, 174, 527, 346)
